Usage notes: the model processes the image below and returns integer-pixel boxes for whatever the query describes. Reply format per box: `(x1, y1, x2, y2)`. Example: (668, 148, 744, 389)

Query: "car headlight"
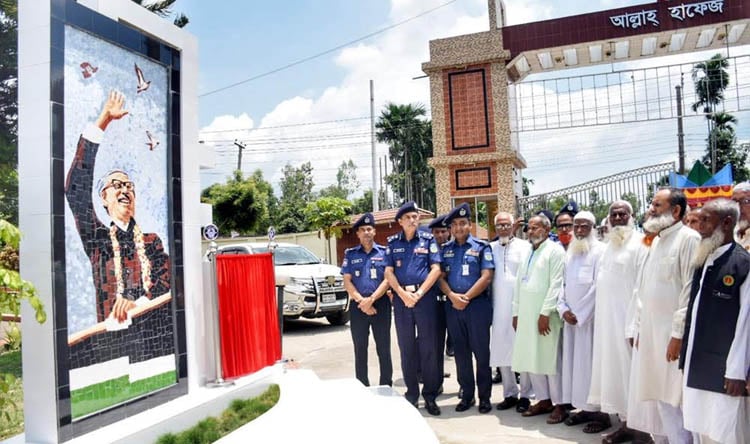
(288, 277, 315, 293)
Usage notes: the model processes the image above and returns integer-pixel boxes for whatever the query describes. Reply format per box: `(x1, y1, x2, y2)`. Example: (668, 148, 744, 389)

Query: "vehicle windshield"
(262, 246, 321, 266)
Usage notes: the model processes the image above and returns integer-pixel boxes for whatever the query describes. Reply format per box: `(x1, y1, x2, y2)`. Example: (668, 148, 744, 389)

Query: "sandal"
(583, 416, 612, 434)
(546, 406, 569, 424)
(564, 411, 593, 426)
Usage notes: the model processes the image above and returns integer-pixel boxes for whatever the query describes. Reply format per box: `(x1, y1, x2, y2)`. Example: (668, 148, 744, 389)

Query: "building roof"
(347, 207, 435, 226)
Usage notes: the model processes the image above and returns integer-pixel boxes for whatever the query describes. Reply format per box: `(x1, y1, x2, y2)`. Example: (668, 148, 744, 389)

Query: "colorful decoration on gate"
(669, 161, 734, 208)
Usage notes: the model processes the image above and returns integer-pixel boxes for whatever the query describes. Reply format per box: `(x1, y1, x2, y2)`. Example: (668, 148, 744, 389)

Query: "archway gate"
(423, 0, 750, 223)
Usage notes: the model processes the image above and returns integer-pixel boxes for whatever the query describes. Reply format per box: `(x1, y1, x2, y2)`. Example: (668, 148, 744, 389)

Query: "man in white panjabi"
(680, 198, 750, 444)
(629, 188, 699, 444)
(588, 201, 652, 444)
(732, 181, 750, 251)
(489, 211, 532, 413)
(557, 211, 610, 433)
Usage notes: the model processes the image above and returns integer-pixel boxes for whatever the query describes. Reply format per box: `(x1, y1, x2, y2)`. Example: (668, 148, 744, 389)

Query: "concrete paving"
(282, 317, 614, 444)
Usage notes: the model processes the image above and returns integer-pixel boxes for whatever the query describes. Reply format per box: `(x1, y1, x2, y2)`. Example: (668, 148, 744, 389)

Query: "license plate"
(322, 293, 336, 304)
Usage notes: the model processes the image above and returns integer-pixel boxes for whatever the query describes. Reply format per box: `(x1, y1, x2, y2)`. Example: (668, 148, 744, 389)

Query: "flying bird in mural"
(134, 63, 151, 93)
(145, 130, 159, 151)
(80, 62, 98, 79)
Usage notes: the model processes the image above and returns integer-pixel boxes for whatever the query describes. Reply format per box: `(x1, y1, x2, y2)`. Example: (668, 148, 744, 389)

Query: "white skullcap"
(574, 210, 596, 225)
(734, 182, 750, 193)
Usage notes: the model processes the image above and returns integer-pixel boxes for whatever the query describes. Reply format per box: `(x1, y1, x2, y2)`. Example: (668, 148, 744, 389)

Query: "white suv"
(214, 242, 350, 325)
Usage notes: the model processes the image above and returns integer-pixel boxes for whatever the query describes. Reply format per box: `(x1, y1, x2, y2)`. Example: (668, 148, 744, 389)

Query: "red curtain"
(215, 253, 281, 379)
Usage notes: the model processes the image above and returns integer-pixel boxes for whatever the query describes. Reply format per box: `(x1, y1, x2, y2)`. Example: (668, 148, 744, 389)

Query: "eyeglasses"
(556, 223, 574, 230)
(495, 223, 512, 229)
(103, 179, 135, 192)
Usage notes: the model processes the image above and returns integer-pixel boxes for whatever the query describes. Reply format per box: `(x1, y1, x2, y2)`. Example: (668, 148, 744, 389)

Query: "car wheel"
(325, 309, 350, 326)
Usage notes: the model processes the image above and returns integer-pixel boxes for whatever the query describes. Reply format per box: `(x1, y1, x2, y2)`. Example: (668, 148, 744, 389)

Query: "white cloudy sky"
(178, 0, 750, 197)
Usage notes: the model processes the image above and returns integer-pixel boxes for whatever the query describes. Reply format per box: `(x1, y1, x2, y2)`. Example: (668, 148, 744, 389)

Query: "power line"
(198, 0, 458, 98)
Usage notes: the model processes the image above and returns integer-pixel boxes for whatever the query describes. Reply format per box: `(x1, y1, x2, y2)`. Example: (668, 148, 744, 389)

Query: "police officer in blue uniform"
(342, 213, 393, 387)
(428, 214, 454, 361)
(385, 201, 443, 416)
(439, 203, 495, 414)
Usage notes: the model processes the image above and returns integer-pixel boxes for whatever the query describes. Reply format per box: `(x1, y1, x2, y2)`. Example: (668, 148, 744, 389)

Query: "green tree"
(303, 197, 351, 264)
(0, 219, 46, 422)
(376, 103, 435, 211)
(690, 54, 745, 175)
(699, 112, 750, 182)
(200, 170, 271, 236)
(0, 2, 18, 225)
(318, 160, 360, 200)
(276, 162, 314, 234)
(351, 189, 374, 214)
(131, 0, 189, 27)
(584, 190, 609, 224)
(620, 192, 641, 217)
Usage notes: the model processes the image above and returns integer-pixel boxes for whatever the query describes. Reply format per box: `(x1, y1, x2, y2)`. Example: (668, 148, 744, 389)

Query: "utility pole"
(233, 139, 246, 172)
(370, 80, 379, 211)
(675, 83, 686, 174)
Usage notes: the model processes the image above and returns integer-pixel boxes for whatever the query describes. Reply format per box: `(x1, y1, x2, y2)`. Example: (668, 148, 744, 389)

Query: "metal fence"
(517, 162, 676, 222)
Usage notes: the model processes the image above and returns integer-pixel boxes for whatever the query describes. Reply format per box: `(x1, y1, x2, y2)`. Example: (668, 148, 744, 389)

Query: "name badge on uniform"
(396, 260, 402, 268)
(462, 264, 470, 276)
(370, 268, 377, 279)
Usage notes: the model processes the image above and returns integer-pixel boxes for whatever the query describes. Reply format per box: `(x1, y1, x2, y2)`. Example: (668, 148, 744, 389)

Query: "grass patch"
(0, 350, 23, 440)
(156, 384, 280, 444)
(71, 371, 177, 419)
(0, 350, 21, 378)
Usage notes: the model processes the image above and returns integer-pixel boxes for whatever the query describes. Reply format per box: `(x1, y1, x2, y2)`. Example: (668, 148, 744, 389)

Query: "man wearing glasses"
(66, 91, 171, 325)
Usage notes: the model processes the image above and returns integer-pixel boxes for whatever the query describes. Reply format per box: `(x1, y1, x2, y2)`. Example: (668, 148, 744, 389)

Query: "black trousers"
(350, 296, 393, 387)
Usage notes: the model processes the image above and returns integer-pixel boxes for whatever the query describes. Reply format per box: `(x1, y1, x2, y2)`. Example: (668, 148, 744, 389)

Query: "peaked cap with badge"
(428, 214, 448, 230)
(352, 212, 375, 231)
(445, 202, 471, 224)
(395, 201, 418, 221)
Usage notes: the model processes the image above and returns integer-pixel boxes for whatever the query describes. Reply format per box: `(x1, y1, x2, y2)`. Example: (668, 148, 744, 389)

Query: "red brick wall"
(443, 64, 495, 155)
(449, 162, 497, 197)
(335, 223, 402, 265)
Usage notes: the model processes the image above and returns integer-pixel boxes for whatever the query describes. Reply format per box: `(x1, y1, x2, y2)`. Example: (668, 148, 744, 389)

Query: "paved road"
(282, 317, 610, 444)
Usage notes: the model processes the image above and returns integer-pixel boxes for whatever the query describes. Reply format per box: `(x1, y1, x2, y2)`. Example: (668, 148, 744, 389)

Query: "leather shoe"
(455, 398, 476, 412)
(515, 397, 531, 413)
(492, 369, 503, 384)
(445, 346, 455, 357)
(521, 399, 554, 417)
(425, 399, 441, 416)
(478, 400, 492, 414)
(496, 396, 519, 410)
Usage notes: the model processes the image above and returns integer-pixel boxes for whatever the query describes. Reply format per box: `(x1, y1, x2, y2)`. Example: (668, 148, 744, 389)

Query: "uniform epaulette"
(344, 246, 357, 254)
(474, 238, 489, 247)
(387, 233, 400, 242)
(418, 231, 434, 239)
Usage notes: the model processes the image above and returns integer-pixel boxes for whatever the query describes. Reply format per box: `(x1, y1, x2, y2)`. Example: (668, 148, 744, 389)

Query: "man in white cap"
(732, 182, 750, 250)
(489, 211, 533, 412)
(557, 211, 610, 432)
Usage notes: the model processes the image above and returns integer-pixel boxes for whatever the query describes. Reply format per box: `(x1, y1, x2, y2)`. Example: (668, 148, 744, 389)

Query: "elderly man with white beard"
(732, 182, 750, 250)
(489, 211, 533, 412)
(587, 201, 652, 444)
(679, 198, 750, 444)
(628, 188, 699, 444)
(556, 211, 611, 433)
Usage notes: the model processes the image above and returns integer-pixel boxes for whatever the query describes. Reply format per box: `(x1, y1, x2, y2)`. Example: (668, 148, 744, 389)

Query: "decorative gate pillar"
(423, 0, 525, 230)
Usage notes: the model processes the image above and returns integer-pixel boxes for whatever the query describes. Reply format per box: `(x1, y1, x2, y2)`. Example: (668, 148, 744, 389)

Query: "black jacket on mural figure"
(679, 242, 750, 395)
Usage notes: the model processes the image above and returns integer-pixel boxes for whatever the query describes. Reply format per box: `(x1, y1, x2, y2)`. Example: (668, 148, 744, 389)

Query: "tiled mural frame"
(50, 0, 187, 440)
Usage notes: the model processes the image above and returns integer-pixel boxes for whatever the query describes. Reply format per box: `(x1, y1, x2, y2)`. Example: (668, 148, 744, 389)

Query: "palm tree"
(375, 103, 435, 210)
(131, 0, 188, 27)
(692, 54, 731, 173)
(700, 111, 750, 182)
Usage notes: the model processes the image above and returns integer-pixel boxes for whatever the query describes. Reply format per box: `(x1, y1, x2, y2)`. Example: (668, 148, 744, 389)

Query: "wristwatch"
(416, 289, 424, 298)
